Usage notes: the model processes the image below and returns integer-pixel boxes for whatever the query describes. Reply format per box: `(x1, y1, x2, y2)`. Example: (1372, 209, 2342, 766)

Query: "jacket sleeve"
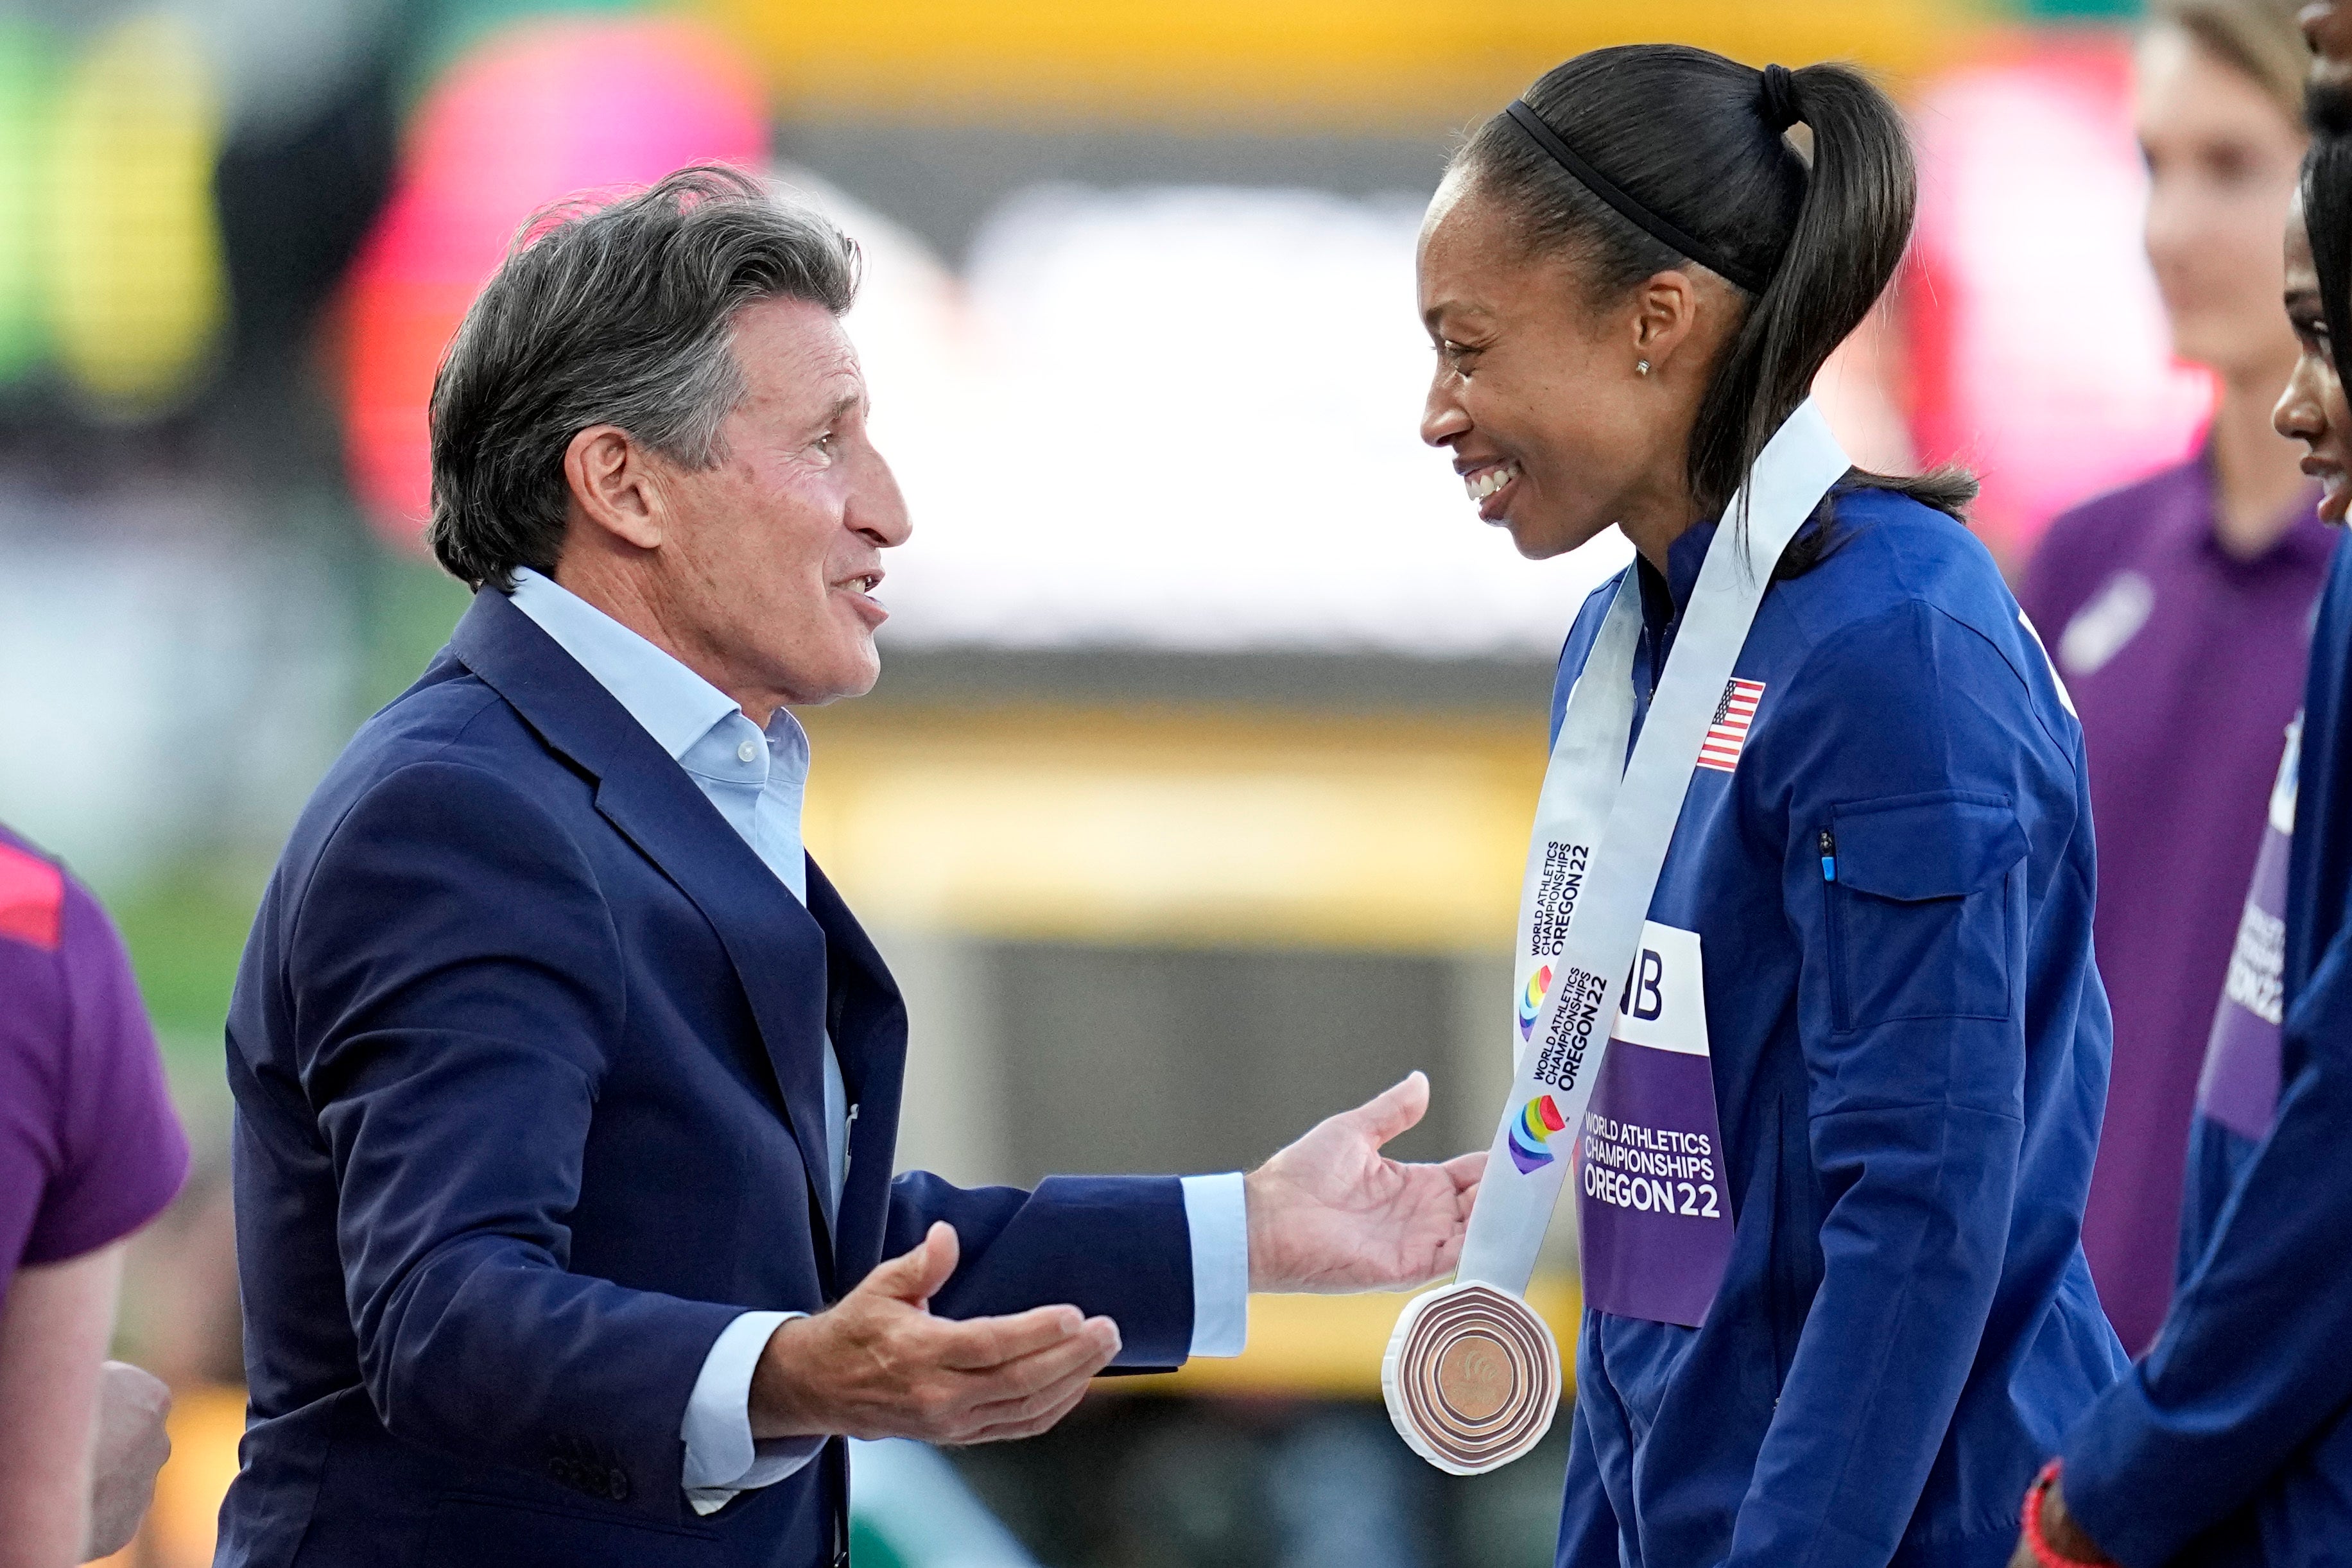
(294, 759, 741, 1517)
(2061, 908, 2352, 1565)
(1554, 1391, 1621, 1568)
(1727, 603, 2050, 1567)
(883, 1170, 1195, 1369)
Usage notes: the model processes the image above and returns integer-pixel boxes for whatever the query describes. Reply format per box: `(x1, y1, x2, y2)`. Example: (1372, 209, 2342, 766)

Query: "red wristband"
(2021, 1459, 2107, 1568)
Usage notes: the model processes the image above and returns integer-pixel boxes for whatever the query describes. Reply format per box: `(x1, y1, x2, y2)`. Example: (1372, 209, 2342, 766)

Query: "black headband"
(1502, 97, 1772, 295)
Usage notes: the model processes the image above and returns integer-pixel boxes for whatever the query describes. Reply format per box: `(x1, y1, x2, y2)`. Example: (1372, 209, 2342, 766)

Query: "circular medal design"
(1381, 1282, 1561, 1475)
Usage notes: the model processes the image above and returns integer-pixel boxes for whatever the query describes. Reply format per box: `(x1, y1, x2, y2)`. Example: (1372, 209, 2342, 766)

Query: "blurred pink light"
(1907, 36, 2215, 559)
(340, 18, 766, 546)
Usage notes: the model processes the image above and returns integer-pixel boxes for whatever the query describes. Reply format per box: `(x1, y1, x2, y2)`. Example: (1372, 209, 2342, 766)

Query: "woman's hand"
(2009, 1472, 2118, 1567)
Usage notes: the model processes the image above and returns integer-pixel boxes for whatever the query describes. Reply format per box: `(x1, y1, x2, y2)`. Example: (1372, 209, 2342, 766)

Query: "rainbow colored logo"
(1509, 1094, 1568, 1173)
(1518, 965, 1553, 1040)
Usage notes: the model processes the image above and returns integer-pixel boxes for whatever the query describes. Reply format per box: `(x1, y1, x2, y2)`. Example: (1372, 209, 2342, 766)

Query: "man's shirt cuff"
(1181, 1172, 1249, 1357)
(681, 1311, 822, 1516)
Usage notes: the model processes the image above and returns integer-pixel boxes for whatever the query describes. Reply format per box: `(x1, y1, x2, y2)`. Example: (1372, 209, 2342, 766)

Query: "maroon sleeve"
(17, 872, 189, 1266)
(0, 850, 72, 1279)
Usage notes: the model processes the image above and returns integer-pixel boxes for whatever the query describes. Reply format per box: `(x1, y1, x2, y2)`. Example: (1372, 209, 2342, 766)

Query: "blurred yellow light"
(802, 705, 1543, 951)
(697, 0, 1979, 127)
(46, 13, 225, 413)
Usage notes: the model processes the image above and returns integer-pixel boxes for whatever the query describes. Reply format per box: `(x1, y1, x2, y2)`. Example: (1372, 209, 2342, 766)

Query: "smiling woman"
(1416, 47, 1971, 572)
(1403, 42, 2127, 1568)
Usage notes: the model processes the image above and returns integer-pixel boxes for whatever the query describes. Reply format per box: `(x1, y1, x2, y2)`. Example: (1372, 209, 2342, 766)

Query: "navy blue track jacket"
(2065, 532, 2352, 1567)
(1551, 488, 2127, 1568)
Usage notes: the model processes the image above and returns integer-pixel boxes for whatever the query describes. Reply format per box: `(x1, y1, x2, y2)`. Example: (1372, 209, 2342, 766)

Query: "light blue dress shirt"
(505, 570, 1249, 1513)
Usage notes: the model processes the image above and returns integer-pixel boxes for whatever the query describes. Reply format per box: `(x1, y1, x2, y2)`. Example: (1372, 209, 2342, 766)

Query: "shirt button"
(736, 739, 758, 764)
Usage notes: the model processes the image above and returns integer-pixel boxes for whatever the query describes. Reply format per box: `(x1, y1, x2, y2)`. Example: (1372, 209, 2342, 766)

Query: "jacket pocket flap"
(1831, 794, 2025, 902)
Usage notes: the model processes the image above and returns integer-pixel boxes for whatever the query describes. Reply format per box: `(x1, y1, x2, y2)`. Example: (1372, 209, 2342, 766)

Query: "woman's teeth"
(1467, 463, 1519, 501)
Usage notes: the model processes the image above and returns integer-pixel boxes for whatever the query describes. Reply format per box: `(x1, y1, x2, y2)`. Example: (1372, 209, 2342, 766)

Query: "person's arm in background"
(1728, 603, 2053, 1566)
(0, 1245, 124, 1568)
(0, 842, 188, 1565)
(2052, 909, 2352, 1564)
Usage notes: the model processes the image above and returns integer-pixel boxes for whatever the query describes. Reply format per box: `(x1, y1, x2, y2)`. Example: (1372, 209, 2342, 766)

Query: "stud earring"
(1636, 359, 1652, 376)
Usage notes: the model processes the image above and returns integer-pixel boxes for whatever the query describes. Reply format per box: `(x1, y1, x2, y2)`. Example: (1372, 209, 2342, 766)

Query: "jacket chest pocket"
(1821, 792, 2025, 1033)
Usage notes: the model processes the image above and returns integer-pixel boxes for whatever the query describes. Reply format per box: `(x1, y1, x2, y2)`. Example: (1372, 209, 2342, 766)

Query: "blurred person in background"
(2012, 0, 2328, 1359)
(218, 168, 1481, 1568)
(1421, 45, 2120, 1568)
(2015, 18, 2352, 1555)
(0, 825, 190, 1565)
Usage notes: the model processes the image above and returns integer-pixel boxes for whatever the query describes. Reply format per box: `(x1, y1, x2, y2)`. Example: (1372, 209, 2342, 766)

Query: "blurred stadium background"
(0, 0, 2202, 1563)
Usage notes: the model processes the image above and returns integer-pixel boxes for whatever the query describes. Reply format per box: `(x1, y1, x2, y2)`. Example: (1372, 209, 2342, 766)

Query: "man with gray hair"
(216, 166, 1481, 1568)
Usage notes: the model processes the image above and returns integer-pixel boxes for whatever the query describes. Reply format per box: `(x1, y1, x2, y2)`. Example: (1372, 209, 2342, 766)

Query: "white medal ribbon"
(1383, 401, 1852, 1474)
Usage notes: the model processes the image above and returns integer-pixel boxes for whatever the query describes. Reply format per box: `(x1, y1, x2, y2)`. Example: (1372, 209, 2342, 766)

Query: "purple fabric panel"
(2016, 458, 2330, 1354)
(0, 825, 188, 1305)
(1577, 1042, 1735, 1329)
(2197, 815, 2292, 1141)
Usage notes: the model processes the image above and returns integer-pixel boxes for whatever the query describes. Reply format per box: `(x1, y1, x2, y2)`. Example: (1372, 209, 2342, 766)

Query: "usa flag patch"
(1696, 678, 1765, 773)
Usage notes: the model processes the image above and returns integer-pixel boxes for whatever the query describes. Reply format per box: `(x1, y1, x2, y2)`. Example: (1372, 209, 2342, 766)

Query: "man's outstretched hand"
(750, 1074, 1480, 1446)
(1246, 1071, 1483, 1293)
(750, 1222, 1120, 1447)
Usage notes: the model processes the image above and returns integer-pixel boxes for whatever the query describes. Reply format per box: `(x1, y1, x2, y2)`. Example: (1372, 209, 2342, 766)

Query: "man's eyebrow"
(811, 390, 860, 427)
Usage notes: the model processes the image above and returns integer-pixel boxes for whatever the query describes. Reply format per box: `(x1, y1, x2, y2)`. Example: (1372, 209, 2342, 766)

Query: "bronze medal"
(1383, 1282, 1560, 1474)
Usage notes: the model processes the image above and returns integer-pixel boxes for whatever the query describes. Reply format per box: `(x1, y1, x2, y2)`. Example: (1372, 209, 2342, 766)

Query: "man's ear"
(564, 425, 664, 551)
(1629, 269, 1703, 370)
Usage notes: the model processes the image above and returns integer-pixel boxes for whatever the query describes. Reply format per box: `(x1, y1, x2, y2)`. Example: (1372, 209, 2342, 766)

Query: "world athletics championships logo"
(1508, 1094, 1568, 1174)
(1518, 965, 1553, 1040)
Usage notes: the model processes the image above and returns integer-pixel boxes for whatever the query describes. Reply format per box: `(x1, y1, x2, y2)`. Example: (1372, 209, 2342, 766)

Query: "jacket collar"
(505, 567, 740, 762)
(449, 588, 852, 1254)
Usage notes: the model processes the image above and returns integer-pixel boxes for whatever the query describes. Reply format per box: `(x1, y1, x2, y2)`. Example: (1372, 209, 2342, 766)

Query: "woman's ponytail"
(1693, 64, 1975, 540)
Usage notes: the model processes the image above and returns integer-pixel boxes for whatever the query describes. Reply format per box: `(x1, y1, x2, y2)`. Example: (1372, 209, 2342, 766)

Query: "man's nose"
(851, 446, 913, 547)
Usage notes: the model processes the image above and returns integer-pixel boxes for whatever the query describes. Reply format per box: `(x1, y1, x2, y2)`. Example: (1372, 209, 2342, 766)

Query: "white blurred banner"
(806, 172, 1632, 659)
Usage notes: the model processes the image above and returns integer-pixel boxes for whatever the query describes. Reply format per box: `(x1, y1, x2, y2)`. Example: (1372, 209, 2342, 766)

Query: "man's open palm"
(1245, 1072, 1483, 1293)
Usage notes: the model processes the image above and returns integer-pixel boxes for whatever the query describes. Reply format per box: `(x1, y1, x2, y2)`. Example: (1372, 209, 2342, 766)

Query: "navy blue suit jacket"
(217, 588, 1195, 1568)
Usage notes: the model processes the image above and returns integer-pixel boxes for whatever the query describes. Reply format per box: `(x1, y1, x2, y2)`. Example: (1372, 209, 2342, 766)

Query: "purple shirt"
(0, 825, 188, 1313)
(2016, 454, 2330, 1355)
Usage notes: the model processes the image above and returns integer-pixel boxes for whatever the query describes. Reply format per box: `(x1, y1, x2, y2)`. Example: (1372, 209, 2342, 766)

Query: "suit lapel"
(449, 589, 838, 1254)
(806, 859, 908, 1284)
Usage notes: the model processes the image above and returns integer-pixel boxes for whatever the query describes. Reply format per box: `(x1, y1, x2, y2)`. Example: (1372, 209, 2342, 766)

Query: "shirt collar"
(1636, 519, 1716, 628)
(506, 567, 743, 764)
